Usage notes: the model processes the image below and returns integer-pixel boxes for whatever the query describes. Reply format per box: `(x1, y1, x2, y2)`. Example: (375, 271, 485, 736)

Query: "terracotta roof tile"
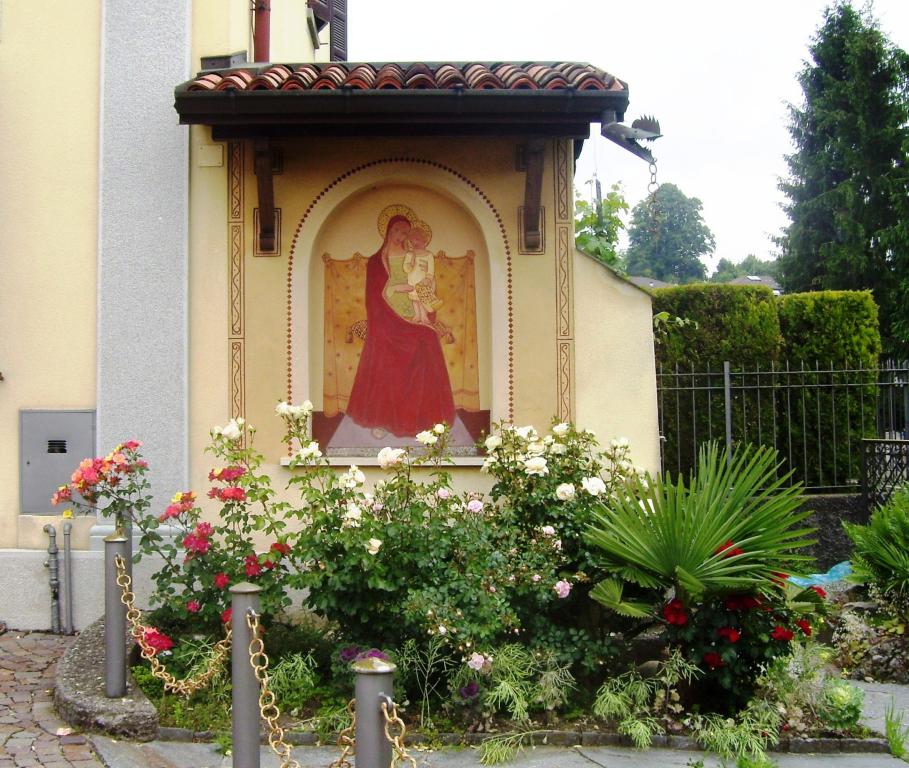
(185, 61, 625, 94)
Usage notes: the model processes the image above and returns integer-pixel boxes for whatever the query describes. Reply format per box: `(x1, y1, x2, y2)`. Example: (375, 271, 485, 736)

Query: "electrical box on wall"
(20, 410, 95, 514)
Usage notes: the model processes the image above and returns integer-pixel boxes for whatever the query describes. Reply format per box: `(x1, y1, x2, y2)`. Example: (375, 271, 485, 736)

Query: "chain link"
(646, 159, 662, 249)
(328, 699, 356, 768)
(381, 700, 418, 768)
(245, 610, 302, 768)
(114, 555, 231, 697)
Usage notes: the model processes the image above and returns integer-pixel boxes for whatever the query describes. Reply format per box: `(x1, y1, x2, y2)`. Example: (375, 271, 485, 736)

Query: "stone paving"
(0, 632, 101, 768)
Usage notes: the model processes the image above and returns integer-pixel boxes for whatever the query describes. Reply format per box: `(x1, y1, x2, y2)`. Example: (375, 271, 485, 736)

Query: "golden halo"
(377, 204, 417, 238)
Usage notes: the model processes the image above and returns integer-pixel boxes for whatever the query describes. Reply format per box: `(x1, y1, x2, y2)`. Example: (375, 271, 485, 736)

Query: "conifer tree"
(779, 2, 909, 354)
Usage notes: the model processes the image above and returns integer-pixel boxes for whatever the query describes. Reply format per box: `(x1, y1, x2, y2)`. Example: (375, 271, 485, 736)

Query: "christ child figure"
(402, 221, 444, 325)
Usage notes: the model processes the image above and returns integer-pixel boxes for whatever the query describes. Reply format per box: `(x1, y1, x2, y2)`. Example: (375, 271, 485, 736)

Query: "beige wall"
(573, 250, 661, 473)
(0, 1, 102, 548)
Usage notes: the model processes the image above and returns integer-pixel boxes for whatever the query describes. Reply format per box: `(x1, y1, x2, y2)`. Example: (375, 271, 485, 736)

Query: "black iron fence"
(863, 439, 909, 508)
(657, 360, 909, 492)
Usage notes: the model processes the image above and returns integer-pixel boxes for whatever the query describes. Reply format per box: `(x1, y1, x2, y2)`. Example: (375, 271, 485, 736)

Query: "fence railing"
(863, 439, 909, 508)
(657, 360, 909, 492)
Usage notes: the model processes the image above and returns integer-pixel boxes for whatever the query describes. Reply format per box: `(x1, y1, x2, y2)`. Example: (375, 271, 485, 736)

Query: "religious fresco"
(319, 204, 485, 451)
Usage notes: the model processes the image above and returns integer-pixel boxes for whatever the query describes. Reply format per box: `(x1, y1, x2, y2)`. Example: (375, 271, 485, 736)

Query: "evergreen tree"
(625, 183, 714, 283)
(779, 2, 909, 354)
(710, 254, 782, 283)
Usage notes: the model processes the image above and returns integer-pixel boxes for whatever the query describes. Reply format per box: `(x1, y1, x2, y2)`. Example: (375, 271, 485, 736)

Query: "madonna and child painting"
(319, 203, 487, 452)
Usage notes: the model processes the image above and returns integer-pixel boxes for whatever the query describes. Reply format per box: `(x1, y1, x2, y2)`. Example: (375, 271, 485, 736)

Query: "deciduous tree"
(625, 183, 714, 283)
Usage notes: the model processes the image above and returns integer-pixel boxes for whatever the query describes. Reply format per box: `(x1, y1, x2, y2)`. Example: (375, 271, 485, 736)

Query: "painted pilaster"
(91, 0, 191, 546)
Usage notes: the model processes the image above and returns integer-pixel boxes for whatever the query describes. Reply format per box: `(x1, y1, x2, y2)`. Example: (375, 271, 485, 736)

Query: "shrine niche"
(296, 182, 493, 454)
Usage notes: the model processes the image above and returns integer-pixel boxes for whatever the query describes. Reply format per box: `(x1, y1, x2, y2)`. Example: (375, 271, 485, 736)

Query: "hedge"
(652, 286, 882, 489)
(652, 284, 782, 367)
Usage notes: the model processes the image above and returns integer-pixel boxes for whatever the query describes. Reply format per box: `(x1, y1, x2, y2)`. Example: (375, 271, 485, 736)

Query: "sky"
(347, 0, 909, 275)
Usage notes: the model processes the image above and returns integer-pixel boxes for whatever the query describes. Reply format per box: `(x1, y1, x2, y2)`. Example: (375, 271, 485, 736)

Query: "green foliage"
(779, 2, 909, 356)
(588, 444, 814, 604)
(396, 636, 457, 729)
(652, 284, 782, 366)
(885, 698, 909, 760)
(711, 255, 782, 284)
(477, 729, 548, 766)
(845, 488, 909, 606)
(269, 652, 318, 714)
(626, 183, 715, 283)
(689, 700, 781, 763)
(818, 679, 864, 731)
(574, 184, 629, 271)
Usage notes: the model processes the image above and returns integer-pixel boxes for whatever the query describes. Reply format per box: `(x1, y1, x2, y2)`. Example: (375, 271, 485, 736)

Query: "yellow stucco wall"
(573, 250, 661, 473)
(0, 1, 102, 548)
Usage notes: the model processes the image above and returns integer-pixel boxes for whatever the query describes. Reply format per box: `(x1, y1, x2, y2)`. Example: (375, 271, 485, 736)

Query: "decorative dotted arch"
(285, 157, 514, 425)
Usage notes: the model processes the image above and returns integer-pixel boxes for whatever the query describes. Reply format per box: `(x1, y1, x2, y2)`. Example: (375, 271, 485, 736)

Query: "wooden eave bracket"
(522, 140, 545, 252)
(254, 138, 276, 252)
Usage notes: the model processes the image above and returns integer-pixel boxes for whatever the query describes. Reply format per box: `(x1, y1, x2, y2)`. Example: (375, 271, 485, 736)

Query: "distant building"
(628, 276, 673, 291)
(728, 275, 783, 295)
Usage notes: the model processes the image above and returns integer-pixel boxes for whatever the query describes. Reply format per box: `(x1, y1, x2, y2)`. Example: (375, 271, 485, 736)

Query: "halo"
(377, 204, 416, 238)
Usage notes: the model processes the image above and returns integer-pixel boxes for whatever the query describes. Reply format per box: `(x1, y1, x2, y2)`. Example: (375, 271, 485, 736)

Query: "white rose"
(236, 417, 245, 426)
(341, 465, 366, 488)
(526, 441, 546, 456)
(610, 436, 630, 449)
(515, 425, 536, 441)
(552, 423, 570, 437)
(433, 423, 446, 435)
(377, 447, 406, 469)
(484, 435, 502, 452)
(549, 442, 567, 455)
(275, 401, 292, 416)
(296, 441, 322, 462)
(555, 482, 576, 501)
(416, 430, 438, 446)
(481, 456, 496, 473)
(523, 456, 548, 477)
(581, 476, 607, 496)
(342, 503, 362, 528)
(219, 419, 242, 441)
(301, 400, 314, 416)
(541, 525, 556, 536)
(366, 538, 382, 555)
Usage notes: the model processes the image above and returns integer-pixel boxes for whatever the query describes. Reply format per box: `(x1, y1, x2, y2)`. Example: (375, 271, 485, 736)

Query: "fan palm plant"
(587, 442, 816, 618)
(845, 486, 909, 603)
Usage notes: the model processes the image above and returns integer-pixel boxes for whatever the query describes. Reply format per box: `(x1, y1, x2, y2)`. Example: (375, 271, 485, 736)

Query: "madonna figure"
(345, 205, 456, 437)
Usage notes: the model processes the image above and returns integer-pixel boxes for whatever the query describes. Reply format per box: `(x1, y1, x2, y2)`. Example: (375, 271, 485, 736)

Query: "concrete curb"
(53, 616, 159, 740)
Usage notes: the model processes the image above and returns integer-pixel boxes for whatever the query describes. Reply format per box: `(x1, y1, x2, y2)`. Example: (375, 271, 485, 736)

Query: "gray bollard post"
(353, 656, 397, 768)
(104, 532, 130, 697)
(231, 582, 262, 768)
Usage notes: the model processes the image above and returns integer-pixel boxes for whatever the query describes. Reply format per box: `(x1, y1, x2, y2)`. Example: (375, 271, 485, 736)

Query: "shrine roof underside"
(174, 61, 630, 140)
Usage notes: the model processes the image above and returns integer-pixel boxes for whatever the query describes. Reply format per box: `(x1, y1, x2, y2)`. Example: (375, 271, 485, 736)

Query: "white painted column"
(91, 0, 191, 547)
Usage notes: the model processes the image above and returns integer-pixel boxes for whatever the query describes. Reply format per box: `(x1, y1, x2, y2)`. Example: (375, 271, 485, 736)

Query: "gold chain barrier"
(245, 610, 302, 768)
(329, 699, 356, 768)
(114, 554, 232, 697)
(381, 700, 418, 768)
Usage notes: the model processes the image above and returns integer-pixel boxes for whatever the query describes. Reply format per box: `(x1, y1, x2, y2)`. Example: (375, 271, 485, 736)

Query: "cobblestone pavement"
(0, 632, 101, 768)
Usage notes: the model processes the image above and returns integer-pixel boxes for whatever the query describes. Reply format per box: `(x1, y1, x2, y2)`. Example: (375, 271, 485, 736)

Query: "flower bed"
(52, 408, 886, 764)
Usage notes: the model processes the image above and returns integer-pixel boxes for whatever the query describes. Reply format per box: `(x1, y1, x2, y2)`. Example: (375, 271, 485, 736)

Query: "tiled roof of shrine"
(184, 62, 626, 93)
(174, 61, 630, 139)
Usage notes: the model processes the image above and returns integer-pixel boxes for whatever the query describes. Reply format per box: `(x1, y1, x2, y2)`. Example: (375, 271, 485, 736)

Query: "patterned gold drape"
(323, 251, 480, 417)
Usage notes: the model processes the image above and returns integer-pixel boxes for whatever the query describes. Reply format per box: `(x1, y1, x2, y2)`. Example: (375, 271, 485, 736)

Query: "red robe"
(346, 250, 456, 436)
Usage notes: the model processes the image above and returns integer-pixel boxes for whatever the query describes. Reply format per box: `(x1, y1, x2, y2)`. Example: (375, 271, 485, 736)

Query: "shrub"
(778, 291, 881, 487)
(845, 487, 909, 608)
(587, 443, 825, 704)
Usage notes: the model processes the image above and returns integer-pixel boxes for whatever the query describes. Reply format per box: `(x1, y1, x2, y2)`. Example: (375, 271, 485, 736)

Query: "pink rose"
(187, 600, 201, 613)
(436, 488, 452, 500)
(554, 580, 572, 599)
(467, 499, 484, 513)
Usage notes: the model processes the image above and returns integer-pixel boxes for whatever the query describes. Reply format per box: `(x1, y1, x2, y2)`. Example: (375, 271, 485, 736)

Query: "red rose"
(245, 554, 262, 578)
(142, 627, 174, 654)
(187, 600, 201, 613)
(716, 539, 744, 558)
(811, 586, 827, 599)
(717, 626, 741, 643)
(662, 598, 688, 626)
(703, 651, 724, 669)
(796, 618, 812, 636)
(214, 572, 229, 589)
(771, 625, 794, 641)
(270, 541, 291, 556)
(221, 608, 233, 624)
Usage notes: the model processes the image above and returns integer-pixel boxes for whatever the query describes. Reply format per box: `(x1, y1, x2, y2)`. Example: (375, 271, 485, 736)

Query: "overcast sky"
(348, 0, 909, 275)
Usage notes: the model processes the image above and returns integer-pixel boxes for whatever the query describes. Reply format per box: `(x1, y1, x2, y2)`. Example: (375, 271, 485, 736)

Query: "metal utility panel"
(20, 410, 96, 515)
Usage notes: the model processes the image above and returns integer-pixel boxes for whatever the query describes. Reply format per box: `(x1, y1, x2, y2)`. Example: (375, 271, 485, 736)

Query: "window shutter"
(329, 0, 347, 61)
